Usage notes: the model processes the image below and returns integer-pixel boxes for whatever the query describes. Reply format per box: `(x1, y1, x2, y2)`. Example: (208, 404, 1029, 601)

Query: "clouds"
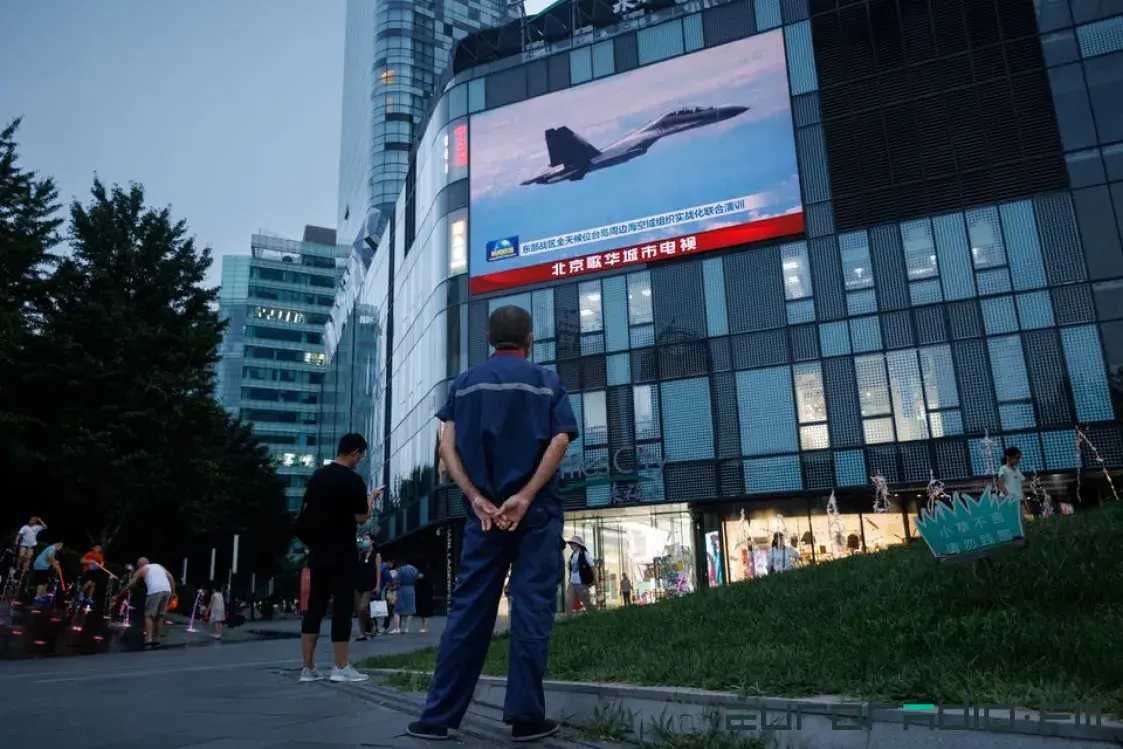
(469, 30, 792, 202)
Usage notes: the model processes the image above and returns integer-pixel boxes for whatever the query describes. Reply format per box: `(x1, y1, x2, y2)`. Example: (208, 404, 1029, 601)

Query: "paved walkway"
(0, 614, 610, 749)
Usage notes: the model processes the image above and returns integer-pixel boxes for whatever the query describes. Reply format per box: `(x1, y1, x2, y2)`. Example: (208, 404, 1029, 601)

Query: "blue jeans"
(420, 503, 562, 728)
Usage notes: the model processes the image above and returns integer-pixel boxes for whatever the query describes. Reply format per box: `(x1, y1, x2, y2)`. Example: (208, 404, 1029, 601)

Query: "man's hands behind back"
(470, 490, 533, 532)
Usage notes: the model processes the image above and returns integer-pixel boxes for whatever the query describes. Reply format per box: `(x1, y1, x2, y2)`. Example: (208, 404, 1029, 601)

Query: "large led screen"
(468, 30, 804, 295)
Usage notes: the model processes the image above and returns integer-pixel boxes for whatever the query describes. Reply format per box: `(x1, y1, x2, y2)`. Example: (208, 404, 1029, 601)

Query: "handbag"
(369, 600, 389, 618)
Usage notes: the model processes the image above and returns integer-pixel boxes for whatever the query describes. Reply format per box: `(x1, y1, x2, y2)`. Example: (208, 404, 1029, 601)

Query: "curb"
(362, 669, 1123, 748)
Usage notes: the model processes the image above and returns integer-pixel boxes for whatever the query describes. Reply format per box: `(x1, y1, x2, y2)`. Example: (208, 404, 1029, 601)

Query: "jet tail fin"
(545, 127, 601, 169)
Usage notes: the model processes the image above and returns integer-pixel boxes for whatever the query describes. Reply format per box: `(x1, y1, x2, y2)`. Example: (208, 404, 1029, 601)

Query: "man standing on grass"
(408, 305, 578, 743)
(114, 557, 176, 647)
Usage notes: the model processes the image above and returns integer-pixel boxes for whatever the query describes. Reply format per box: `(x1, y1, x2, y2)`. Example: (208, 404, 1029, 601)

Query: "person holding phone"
(296, 433, 380, 684)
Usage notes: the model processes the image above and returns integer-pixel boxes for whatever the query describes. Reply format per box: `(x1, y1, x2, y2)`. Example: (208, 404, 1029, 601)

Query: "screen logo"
(486, 236, 520, 262)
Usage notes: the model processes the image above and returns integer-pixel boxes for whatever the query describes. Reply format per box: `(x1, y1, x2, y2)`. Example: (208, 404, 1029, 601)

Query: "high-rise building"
(335, 0, 513, 253)
(216, 226, 348, 510)
(324, 0, 1123, 611)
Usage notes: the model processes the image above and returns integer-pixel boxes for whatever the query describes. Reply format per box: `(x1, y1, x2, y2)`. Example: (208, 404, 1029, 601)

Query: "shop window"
(723, 498, 811, 584)
(579, 280, 604, 334)
(792, 362, 829, 451)
(566, 506, 695, 608)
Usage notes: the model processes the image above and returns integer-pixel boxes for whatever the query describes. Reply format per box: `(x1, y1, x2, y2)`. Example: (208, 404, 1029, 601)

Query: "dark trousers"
(421, 506, 562, 728)
(622, 590, 632, 606)
(301, 561, 356, 643)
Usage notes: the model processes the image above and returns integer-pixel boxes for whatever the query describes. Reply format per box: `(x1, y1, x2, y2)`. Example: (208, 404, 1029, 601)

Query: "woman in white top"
(997, 446, 1026, 513)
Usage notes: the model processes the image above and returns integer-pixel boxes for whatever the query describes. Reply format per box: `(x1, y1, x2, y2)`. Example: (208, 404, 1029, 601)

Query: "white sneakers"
(330, 665, 369, 682)
(300, 665, 369, 683)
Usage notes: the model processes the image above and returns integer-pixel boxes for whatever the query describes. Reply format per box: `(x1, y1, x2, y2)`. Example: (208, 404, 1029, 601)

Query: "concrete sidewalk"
(0, 614, 607, 749)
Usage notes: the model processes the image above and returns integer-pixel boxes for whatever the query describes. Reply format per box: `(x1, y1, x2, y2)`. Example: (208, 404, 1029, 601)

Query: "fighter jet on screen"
(520, 105, 749, 186)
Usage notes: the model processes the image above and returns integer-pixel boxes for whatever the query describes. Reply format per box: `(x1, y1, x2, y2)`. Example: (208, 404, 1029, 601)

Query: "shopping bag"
(370, 600, 389, 618)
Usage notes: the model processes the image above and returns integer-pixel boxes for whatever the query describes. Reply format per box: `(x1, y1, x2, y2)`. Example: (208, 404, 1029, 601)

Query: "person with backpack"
(565, 535, 597, 613)
(291, 432, 380, 684)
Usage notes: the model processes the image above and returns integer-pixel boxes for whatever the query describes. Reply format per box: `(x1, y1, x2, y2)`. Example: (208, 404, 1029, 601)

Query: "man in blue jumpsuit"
(408, 305, 578, 743)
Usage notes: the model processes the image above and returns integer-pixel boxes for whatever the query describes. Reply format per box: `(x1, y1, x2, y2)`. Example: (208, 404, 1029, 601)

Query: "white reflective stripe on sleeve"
(455, 381, 554, 398)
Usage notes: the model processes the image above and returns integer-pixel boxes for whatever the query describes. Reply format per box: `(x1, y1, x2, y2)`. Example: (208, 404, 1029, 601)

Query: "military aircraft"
(520, 105, 749, 186)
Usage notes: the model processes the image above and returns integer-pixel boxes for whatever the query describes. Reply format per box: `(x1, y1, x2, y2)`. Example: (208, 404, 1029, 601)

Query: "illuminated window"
(280, 453, 296, 467)
(579, 281, 603, 333)
(792, 363, 830, 450)
(854, 354, 894, 444)
(449, 213, 467, 275)
(781, 241, 812, 301)
(626, 272, 653, 325)
(900, 219, 938, 280)
(304, 352, 327, 366)
(380, 68, 396, 85)
(253, 306, 306, 324)
(839, 231, 874, 291)
(299, 454, 316, 468)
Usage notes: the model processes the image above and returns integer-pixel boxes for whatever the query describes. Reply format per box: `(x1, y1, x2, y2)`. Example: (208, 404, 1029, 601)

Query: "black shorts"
(32, 569, 50, 586)
(84, 569, 100, 583)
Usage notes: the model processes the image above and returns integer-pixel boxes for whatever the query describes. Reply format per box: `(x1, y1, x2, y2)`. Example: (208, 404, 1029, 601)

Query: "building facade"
(321, 0, 1123, 612)
(217, 226, 348, 510)
(336, 0, 513, 253)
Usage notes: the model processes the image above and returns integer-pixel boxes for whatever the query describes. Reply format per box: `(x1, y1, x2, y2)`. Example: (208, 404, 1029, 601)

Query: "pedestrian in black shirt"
(297, 433, 381, 684)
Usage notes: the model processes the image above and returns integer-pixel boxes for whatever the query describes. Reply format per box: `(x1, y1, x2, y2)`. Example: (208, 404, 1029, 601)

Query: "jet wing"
(590, 129, 660, 165)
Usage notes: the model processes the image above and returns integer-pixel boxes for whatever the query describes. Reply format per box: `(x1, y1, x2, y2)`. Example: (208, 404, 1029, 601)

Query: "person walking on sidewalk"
(355, 536, 381, 640)
(565, 536, 597, 613)
(114, 557, 175, 647)
(408, 305, 578, 743)
(294, 432, 380, 684)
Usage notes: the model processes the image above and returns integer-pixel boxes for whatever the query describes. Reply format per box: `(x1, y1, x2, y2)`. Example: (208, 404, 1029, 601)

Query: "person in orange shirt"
(80, 545, 115, 604)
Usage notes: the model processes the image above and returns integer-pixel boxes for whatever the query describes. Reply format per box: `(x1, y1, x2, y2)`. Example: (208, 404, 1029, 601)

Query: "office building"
(322, 0, 1123, 610)
(216, 226, 348, 510)
(336, 0, 513, 254)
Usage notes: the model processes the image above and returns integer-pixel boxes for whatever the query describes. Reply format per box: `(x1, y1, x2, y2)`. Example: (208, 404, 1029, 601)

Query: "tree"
(21, 179, 226, 557)
(203, 414, 292, 579)
(0, 118, 63, 489)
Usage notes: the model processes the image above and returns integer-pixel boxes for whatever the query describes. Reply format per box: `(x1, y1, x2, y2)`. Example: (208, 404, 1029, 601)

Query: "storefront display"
(721, 493, 909, 583)
(562, 504, 695, 609)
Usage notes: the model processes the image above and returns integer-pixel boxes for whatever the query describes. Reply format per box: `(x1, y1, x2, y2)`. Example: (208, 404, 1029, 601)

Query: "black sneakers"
(407, 718, 559, 743)
(511, 718, 560, 742)
(406, 722, 449, 741)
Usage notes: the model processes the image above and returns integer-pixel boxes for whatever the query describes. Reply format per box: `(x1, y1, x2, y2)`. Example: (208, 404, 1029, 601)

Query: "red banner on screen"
(470, 212, 805, 295)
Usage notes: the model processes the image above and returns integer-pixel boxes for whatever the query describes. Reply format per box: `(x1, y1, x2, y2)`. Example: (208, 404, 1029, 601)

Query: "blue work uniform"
(420, 348, 578, 729)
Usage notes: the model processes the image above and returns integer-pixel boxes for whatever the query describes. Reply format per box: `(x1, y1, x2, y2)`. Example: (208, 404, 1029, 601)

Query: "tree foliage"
(1, 120, 290, 574)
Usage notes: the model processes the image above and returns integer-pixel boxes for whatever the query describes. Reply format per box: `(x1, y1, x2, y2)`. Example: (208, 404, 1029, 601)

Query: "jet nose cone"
(722, 106, 749, 118)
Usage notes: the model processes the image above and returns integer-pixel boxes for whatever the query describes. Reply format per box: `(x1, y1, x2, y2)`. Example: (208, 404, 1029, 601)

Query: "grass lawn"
(362, 501, 1123, 715)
